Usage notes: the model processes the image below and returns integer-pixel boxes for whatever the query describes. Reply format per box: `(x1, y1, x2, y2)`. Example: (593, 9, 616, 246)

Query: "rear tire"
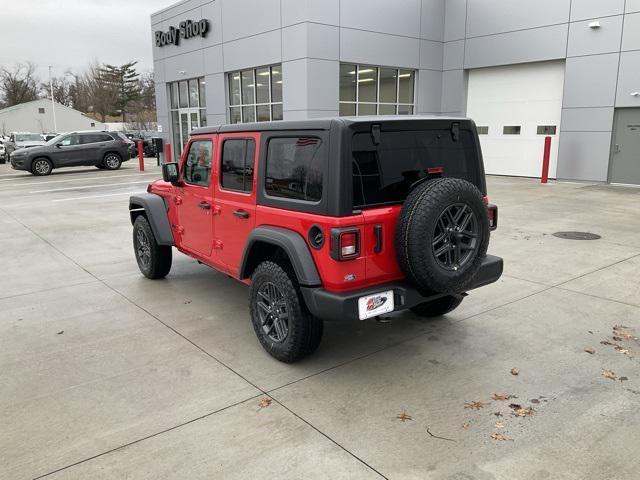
(31, 158, 53, 176)
(249, 261, 323, 363)
(133, 216, 172, 279)
(411, 295, 463, 318)
(103, 153, 122, 170)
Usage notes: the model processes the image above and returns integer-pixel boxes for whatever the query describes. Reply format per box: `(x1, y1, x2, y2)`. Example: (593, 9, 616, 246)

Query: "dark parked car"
(10, 131, 133, 176)
(124, 131, 157, 157)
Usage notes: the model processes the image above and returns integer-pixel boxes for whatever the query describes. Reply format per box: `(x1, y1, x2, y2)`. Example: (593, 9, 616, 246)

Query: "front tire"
(411, 295, 464, 318)
(31, 158, 53, 176)
(249, 261, 323, 363)
(133, 216, 172, 279)
(103, 153, 122, 170)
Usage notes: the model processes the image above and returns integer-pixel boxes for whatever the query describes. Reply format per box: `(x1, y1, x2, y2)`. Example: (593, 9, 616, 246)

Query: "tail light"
(487, 204, 498, 230)
(330, 228, 360, 261)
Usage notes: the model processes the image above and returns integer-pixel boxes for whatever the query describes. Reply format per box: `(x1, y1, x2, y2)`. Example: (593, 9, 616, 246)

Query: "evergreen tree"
(99, 61, 141, 122)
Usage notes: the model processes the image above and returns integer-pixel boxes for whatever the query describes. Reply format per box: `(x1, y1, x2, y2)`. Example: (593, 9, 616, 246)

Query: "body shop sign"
(155, 19, 209, 47)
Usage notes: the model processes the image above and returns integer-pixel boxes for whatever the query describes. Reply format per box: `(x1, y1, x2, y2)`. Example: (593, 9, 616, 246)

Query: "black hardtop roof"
(191, 115, 470, 135)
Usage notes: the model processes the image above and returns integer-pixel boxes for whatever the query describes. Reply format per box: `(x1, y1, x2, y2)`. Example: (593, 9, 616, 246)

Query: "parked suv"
(5, 132, 46, 159)
(10, 131, 133, 175)
(129, 117, 503, 362)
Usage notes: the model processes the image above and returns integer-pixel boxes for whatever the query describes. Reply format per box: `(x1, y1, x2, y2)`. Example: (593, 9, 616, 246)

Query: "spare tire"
(396, 177, 489, 293)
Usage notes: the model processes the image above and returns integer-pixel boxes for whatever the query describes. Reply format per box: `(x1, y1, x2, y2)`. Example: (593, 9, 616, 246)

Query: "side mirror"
(162, 162, 180, 185)
(55, 143, 62, 148)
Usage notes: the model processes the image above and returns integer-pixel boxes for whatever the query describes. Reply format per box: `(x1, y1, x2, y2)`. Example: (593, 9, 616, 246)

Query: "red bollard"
(137, 140, 144, 172)
(541, 136, 551, 184)
(164, 143, 172, 165)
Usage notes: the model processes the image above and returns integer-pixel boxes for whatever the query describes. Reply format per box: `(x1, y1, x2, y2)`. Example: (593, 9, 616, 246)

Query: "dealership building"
(151, 0, 640, 185)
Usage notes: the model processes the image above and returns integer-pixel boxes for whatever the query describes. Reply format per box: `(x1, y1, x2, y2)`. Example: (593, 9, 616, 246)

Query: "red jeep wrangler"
(129, 117, 502, 362)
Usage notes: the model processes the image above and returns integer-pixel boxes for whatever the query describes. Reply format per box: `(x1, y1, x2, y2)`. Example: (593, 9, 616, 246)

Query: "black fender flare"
(129, 193, 175, 246)
(240, 226, 321, 287)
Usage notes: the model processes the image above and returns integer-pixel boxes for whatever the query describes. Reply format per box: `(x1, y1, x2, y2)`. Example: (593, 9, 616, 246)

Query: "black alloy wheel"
(432, 203, 479, 272)
(256, 281, 289, 343)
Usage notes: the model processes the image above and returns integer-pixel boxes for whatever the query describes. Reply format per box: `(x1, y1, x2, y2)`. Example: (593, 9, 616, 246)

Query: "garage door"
(466, 61, 565, 178)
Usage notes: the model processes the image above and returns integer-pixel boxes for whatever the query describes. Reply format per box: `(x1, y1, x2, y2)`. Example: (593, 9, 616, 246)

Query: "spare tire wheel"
(396, 177, 489, 293)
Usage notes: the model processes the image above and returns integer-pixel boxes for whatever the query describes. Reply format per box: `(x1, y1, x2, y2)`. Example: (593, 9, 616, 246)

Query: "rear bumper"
(301, 254, 503, 322)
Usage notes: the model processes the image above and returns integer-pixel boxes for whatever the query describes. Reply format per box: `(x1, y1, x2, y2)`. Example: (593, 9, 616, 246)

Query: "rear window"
(351, 128, 481, 208)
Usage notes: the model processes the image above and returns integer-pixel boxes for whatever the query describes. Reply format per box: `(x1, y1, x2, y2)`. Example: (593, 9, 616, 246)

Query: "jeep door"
(175, 137, 216, 258)
(213, 132, 259, 275)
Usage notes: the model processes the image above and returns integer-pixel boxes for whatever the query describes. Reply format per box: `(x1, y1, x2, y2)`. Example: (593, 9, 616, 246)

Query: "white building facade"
(0, 99, 104, 135)
(151, 0, 640, 185)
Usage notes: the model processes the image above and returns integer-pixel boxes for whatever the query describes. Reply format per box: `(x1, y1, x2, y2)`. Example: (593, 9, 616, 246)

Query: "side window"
(183, 140, 213, 187)
(60, 134, 80, 146)
(80, 134, 98, 144)
(221, 139, 255, 192)
(265, 137, 323, 202)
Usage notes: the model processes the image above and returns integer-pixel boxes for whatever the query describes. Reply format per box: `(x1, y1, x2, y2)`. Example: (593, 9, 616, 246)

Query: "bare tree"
(41, 72, 74, 107)
(126, 72, 157, 130)
(0, 63, 41, 108)
(75, 62, 118, 122)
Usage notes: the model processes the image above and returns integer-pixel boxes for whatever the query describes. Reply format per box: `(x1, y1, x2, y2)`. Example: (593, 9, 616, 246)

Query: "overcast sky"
(1, 0, 177, 80)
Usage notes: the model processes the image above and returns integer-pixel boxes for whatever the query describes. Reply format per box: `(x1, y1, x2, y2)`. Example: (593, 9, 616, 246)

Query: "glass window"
(228, 64, 283, 124)
(170, 83, 179, 109)
(358, 67, 377, 103)
(503, 126, 521, 135)
(358, 104, 377, 115)
(398, 70, 414, 104)
(340, 64, 415, 118)
(189, 79, 199, 108)
(340, 64, 357, 102)
(171, 111, 180, 160)
(379, 68, 397, 104)
(221, 139, 256, 192)
(272, 103, 283, 121)
(265, 137, 323, 202)
(241, 70, 255, 105)
(81, 133, 112, 144)
(199, 79, 207, 107)
(229, 73, 241, 106)
(200, 109, 207, 127)
(351, 129, 481, 208)
(537, 125, 557, 135)
(477, 126, 489, 135)
(256, 67, 270, 104)
(60, 134, 80, 146)
(271, 66, 282, 103)
(179, 81, 188, 108)
(183, 140, 213, 187)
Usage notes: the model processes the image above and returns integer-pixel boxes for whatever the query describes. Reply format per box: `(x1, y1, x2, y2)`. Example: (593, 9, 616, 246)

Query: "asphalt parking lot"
(1, 161, 639, 480)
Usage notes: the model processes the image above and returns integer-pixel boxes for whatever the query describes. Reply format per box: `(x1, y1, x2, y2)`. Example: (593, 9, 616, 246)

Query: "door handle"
(233, 209, 249, 219)
(198, 201, 211, 210)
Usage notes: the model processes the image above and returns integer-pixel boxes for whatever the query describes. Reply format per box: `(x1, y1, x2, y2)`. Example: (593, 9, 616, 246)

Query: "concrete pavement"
(0, 162, 639, 479)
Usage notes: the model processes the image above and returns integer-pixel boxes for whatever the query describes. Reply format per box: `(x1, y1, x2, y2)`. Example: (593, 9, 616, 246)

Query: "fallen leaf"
(602, 369, 617, 381)
(588, 330, 593, 334)
(530, 398, 541, 404)
(491, 432, 511, 441)
(584, 347, 595, 354)
(495, 421, 505, 429)
(613, 325, 629, 331)
(612, 336, 623, 342)
(492, 393, 514, 401)
(396, 412, 413, 422)
(183, 300, 192, 304)
(508, 403, 522, 410)
(614, 346, 630, 355)
(512, 406, 535, 417)
(462, 422, 471, 430)
(464, 401, 486, 411)
(493, 412, 503, 417)
(510, 368, 519, 376)
(57, 331, 64, 335)
(619, 376, 629, 382)
(258, 398, 272, 409)
(600, 341, 616, 346)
